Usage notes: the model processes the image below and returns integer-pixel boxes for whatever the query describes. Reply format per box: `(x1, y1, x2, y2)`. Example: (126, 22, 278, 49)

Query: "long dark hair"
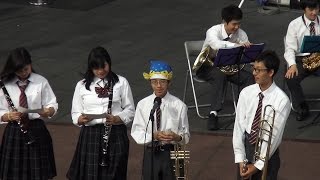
(0, 47, 35, 82)
(83, 46, 119, 90)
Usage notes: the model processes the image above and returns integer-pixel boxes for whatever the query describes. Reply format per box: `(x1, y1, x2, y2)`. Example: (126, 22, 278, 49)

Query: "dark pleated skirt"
(0, 119, 56, 180)
(66, 124, 129, 180)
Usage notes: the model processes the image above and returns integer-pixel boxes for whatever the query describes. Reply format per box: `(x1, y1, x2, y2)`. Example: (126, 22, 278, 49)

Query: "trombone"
(241, 105, 275, 180)
(253, 104, 276, 180)
(170, 128, 190, 180)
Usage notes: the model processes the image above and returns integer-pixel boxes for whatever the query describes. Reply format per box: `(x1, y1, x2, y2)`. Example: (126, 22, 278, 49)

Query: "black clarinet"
(100, 81, 114, 166)
(0, 80, 35, 145)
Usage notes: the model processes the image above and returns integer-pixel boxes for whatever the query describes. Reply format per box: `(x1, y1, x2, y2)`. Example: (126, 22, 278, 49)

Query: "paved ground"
(1, 124, 320, 180)
(0, 0, 320, 179)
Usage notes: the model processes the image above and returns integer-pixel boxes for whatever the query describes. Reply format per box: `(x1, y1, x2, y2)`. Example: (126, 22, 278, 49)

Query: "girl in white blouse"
(0, 47, 58, 180)
(66, 46, 135, 180)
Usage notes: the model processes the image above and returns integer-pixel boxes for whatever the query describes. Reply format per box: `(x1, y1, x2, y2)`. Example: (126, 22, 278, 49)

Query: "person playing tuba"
(193, 4, 254, 131)
(233, 51, 291, 180)
(284, 0, 320, 121)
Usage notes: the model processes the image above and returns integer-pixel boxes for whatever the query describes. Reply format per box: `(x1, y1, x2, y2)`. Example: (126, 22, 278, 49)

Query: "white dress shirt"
(284, 15, 320, 67)
(71, 75, 135, 126)
(0, 73, 58, 123)
(232, 82, 291, 170)
(202, 23, 249, 51)
(131, 92, 190, 145)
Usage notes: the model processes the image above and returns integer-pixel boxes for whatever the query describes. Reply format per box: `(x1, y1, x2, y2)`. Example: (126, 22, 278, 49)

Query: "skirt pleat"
(0, 119, 56, 180)
(66, 124, 129, 180)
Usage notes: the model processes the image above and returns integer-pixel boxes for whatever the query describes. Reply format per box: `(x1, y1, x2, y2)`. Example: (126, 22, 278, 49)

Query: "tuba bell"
(192, 46, 245, 75)
(302, 52, 320, 71)
(253, 104, 276, 180)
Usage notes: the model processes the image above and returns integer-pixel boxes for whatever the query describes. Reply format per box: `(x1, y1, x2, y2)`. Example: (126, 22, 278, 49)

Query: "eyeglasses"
(252, 67, 268, 73)
(150, 79, 168, 86)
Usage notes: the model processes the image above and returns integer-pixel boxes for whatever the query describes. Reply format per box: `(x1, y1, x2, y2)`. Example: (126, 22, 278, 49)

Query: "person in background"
(193, 4, 254, 130)
(284, 0, 320, 121)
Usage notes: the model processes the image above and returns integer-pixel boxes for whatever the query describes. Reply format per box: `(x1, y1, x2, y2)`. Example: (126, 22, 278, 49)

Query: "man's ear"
(269, 69, 274, 77)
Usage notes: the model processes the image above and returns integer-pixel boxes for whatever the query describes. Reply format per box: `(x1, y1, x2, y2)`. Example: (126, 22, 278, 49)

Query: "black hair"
(0, 47, 35, 82)
(300, 0, 320, 9)
(221, 4, 243, 23)
(83, 46, 119, 90)
(255, 50, 280, 77)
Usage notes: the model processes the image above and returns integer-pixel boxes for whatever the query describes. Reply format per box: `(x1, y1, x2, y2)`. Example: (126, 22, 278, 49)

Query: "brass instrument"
(302, 52, 320, 71)
(253, 105, 276, 180)
(192, 46, 245, 76)
(170, 131, 190, 180)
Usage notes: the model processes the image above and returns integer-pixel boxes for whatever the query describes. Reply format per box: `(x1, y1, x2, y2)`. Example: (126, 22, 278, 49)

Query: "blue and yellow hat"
(143, 60, 173, 80)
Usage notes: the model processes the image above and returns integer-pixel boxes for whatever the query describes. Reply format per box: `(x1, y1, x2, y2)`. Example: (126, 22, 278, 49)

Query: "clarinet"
(100, 81, 113, 167)
(0, 80, 35, 145)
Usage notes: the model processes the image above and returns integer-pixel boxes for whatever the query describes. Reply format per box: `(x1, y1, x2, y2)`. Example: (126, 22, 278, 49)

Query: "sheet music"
(83, 113, 107, 120)
(17, 107, 43, 113)
(214, 43, 265, 66)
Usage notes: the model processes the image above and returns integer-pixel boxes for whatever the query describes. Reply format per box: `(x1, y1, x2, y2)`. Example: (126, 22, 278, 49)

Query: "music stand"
(300, 35, 320, 53)
(241, 43, 265, 64)
(214, 46, 243, 67)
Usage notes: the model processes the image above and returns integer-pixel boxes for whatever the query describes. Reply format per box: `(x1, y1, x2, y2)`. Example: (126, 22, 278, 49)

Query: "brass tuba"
(192, 46, 245, 75)
(253, 105, 276, 180)
(302, 52, 320, 71)
(170, 135, 190, 180)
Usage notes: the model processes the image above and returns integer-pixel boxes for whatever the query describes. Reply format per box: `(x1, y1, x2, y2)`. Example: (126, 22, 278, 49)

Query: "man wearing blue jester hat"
(131, 60, 190, 180)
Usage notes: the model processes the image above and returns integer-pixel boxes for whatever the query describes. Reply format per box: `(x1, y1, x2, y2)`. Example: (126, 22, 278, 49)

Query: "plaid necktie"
(156, 107, 161, 130)
(310, 22, 316, 36)
(249, 92, 264, 144)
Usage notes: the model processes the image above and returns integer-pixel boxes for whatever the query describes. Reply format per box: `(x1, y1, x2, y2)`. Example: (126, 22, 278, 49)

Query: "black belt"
(146, 142, 174, 152)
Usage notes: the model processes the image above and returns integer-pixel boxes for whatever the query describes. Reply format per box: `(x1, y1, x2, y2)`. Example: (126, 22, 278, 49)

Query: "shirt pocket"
(26, 89, 41, 106)
(112, 86, 121, 103)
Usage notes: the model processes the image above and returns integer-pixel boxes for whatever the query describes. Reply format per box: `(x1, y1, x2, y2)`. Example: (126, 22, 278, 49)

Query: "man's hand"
(240, 164, 258, 179)
(285, 64, 298, 79)
(154, 131, 182, 143)
(239, 42, 252, 48)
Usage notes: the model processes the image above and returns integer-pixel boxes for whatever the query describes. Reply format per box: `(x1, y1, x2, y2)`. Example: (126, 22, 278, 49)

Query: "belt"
(146, 142, 174, 152)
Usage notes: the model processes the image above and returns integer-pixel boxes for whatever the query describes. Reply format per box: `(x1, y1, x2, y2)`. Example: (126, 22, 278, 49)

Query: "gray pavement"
(0, 0, 319, 141)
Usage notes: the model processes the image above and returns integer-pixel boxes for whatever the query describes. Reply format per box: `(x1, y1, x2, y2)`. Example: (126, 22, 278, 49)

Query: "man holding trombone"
(232, 50, 291, 180)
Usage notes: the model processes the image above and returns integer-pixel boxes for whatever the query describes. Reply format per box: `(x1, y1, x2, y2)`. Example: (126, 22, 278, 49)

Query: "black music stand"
(214, 46, 242, 130)
(241, 43, 265, 64)
(298, 36, 320, 129)
(214, 46, 243, 67)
